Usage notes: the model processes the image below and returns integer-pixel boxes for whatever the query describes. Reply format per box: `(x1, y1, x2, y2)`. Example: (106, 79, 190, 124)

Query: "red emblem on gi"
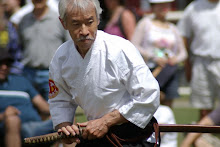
(49, 79, 59, 99)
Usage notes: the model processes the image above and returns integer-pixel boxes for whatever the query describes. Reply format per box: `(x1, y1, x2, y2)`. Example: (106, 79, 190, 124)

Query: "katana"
(24, 124, 220, 144)
(159, 124, 220, 133)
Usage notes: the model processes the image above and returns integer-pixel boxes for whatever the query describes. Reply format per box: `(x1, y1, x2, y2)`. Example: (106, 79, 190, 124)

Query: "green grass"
(75, 107, 87, 123)
(173, 107, 199, 124)
(172, 94, 200, 146)
(173, 107, 199, 146)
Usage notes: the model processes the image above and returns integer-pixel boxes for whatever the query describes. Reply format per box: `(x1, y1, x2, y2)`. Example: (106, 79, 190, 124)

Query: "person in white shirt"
(177, 0, 220, 120)
(10, 0, 59, 25)
(48, 0, 160, 146)
(153, 94, 177, 147)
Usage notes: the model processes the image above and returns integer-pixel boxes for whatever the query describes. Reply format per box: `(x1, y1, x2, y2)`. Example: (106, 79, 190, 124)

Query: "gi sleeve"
(48, 54, 77, 129)
(117, 41, 160, 129)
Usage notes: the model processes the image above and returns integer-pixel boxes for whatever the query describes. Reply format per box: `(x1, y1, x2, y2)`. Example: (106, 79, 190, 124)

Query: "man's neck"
(77, 47, 90, 58)
(33, 6, 49, 20)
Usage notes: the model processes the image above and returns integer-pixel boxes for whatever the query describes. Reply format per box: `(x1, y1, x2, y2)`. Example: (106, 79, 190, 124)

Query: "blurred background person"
(177, 0, 220, 120)
(2, 0, 26, 21)
(10, 0, 59, 27)
(132, 0, 187, 108)
(102, 0, 136, 40)
(0, 0, 23, 75)
(17, 0, 70, 100)
(0, 50, 53, 147)
(125, 0, 151, 18)
(153, 93, 177, 147)
(0, 0, 9, 53)
(180, 104, 220, 147)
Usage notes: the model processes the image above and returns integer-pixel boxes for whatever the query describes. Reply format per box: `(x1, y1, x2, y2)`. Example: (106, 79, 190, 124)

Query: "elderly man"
(48, 0, 160, 146)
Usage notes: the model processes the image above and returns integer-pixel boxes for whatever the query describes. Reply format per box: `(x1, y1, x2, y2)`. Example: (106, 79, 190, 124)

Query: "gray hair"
(59, 0, 102, 22)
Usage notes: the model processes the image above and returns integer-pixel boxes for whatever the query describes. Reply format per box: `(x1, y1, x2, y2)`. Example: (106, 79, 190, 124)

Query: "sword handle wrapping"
(24, 132, 75, 144)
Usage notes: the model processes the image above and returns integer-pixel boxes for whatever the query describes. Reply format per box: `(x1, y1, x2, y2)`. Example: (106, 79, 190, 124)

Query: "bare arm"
(0, 106, 20, 122)
(168, 26, 187, 66)
(32, 94, 50, 118)
(180, 116, 215, 147)
(0, 113, 3, 122)
(121, 9, 136, 41)
(183, 36, 192, 82)
(78, 109, 128, 140)
(131, 18, 152, 62)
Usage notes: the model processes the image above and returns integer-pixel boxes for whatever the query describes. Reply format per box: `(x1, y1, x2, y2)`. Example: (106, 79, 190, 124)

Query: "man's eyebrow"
(71, 16, 94, 22)
(86, 16, 94, 20)
(71, 20, 78, 23)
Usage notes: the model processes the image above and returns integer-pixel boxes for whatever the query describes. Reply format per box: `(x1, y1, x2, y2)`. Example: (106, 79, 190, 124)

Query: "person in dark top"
(0, 50, 53, 147)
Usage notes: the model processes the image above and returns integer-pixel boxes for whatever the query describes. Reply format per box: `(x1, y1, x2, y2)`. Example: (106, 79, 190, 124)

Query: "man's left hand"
(78, 118, 109, 140)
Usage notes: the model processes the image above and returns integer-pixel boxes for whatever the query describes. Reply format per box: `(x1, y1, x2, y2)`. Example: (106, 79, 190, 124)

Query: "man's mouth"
(77, 37, 94, 42)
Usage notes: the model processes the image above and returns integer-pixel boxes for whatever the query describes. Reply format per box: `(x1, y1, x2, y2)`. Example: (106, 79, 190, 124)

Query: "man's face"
(32, 0, 47, 9)
(61, 4, 99, 51)
(0, 60, 11, 81)
(2, 0, 20, 14)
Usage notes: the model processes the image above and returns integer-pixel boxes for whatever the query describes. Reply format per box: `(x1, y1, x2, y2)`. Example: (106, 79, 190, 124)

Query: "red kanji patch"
(49, 79, 59, 99)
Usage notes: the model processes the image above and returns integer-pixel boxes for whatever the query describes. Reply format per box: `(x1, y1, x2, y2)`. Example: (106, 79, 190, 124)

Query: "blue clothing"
(23, 67, 49, 100)
(0, 74, 54, 138)
(7, 22, 22, 62)
(0, 75, 41, 122)
(0, 21, 24, 75)
(7, 22, 23, 75)
(21, 119, 53, 138)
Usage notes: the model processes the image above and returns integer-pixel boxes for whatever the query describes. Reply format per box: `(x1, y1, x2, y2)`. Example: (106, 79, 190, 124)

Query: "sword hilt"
(24, 125, 83, 144)
(24, 132, 77, 144)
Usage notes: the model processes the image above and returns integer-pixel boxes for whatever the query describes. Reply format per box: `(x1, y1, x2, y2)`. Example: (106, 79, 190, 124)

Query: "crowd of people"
(0, 0, 220, 147)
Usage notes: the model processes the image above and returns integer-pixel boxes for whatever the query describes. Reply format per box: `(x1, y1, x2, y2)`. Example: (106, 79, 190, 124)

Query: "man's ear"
(59, 17, 67, 30)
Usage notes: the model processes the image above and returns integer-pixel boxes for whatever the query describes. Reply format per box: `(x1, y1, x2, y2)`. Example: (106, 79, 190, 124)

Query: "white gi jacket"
(48, 31, 160, 130)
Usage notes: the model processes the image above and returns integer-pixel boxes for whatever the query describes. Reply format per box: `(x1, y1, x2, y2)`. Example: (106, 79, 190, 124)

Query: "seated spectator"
(131, 0, 187, 107)
(0, 50, 53, 147)
(180, 105, 220, 147)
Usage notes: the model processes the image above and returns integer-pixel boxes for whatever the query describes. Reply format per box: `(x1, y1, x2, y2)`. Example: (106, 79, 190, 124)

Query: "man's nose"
(80, 24, 89, 36)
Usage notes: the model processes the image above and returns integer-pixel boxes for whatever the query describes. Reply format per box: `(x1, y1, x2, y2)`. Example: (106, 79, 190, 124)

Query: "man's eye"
(72, 23, 79, 26)
(87, 21, 94, 25)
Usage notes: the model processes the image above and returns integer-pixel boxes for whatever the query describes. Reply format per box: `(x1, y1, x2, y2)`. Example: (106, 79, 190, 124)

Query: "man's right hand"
(56, 123, 81, 144)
